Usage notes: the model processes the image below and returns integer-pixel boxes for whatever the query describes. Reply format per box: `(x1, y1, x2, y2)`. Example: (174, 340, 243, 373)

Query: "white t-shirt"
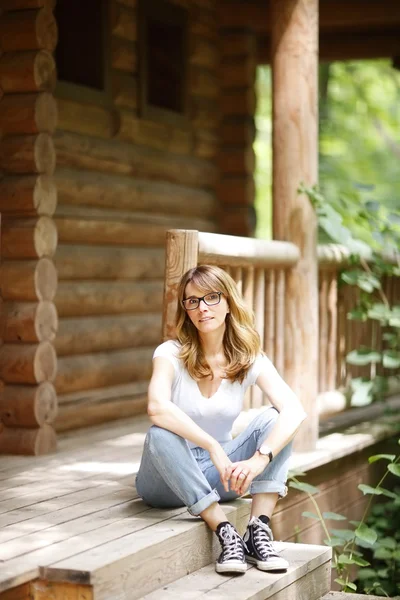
(153, 340, 273, 449)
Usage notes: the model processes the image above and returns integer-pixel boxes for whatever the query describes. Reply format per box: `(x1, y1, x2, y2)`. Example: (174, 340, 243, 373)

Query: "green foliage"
(290, 445, 400, 596)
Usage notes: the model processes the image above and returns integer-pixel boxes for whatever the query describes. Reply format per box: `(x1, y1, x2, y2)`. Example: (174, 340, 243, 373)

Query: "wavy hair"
(175, 265, 261, 383)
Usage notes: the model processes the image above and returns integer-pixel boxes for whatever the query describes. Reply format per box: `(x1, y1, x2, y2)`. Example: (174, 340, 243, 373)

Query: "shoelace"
(219, 525, 245, 561)
(252, 519, 279, 558)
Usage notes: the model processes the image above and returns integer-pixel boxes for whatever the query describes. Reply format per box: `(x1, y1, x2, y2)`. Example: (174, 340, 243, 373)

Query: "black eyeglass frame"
(182, 291, 222, 311)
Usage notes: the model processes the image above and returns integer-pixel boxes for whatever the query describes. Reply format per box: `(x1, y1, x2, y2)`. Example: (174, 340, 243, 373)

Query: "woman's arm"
(254, 359, 307, 457)
(147, 356, 232, 489)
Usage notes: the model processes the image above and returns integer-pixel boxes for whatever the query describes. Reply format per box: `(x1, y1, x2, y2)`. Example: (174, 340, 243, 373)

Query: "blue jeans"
(136, 407, 292, 517)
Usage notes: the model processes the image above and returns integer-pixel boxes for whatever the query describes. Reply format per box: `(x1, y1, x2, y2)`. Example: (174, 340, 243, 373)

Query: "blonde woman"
(136, 265, 306, 574)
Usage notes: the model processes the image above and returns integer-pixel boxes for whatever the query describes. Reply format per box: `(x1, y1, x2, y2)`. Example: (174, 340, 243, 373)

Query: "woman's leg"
(136, 425, 246, 574)
(136, 425, 221, 517)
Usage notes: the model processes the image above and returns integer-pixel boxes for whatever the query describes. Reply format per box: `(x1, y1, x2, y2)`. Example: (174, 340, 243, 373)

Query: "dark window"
(139, 0, 188, 118)
(55, 0, 105, 91)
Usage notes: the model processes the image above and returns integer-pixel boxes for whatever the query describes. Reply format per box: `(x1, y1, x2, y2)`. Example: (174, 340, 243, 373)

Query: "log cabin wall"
(218, 29, 257, 237)
(0, 0, 59, 455)
(50, 0, 220, 433)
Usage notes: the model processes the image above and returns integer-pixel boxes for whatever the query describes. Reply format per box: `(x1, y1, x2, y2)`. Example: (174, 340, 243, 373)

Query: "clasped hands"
(209, 443, 269, 496)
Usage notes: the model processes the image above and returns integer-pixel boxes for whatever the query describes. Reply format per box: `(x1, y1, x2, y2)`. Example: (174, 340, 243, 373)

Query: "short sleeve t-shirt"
(153, 340, 272, 448)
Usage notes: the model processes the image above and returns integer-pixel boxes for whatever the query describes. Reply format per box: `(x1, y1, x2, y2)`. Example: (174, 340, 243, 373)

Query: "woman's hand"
(226, 454, 268, 495)
(208, 442, 233, 492)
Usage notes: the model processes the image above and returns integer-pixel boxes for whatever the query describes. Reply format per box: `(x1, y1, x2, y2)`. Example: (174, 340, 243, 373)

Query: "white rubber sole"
(246, 555, 289, 572)
(215, 560, 247, 574)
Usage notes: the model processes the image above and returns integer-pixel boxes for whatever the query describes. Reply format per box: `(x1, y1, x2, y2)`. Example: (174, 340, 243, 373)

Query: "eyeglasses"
(182, 291, 222, 311)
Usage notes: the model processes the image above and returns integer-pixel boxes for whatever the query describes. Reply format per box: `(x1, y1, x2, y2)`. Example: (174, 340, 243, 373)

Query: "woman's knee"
(145, 425, 182, 453)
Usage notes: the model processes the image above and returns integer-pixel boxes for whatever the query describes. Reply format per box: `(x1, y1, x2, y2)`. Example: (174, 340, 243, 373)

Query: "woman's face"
(184, 281, 229, 335)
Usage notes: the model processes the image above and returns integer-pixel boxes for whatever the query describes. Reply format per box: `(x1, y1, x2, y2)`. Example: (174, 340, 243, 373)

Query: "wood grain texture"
(271, 0, 319, 450)
(0, 382, 57, 428)
(0, 50, 56, 93)
(0, 134, 56, 175)
(0, 175, 57, 217)
(1, 301, 58, 343)
(162, 230, 199, 340)
(2, 217, 57, 259)
(0, 342, 57, 384)
(0, 258, 57, 302)
(0, 9, 58, 52)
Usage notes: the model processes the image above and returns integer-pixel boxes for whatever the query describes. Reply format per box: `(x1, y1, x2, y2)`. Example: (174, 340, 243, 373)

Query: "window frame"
(55, 0, 112, 107)
(138, 0, 189, 127)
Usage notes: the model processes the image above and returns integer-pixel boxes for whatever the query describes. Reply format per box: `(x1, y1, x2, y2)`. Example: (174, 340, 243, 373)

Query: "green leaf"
(350, 380, 374, 407)
(358, 568, 378, 580)
(331, 529, 356, 542)
(368, 454, 396, 464)
(382, 350, 400, 369)
(334, 577, 348, 587)
(352, 556, 370, 567)
(347, 307, 368, 321)
(358, 484, 383, 496)
(374, 547, 393, 560)
(322, 512, 347, 521)
(378, 537, 397, 550)
(355, 523, 378, 546)
(324, 537, 345, 548)
(345, 582, 357, 592)
(342, 270, 381, 292)
(338, 553, 356, 565)
(302, 511, 319, 520)
(367, 303, 392, 322)
(346, 349, 381, 366)
(289, 481, 319, 495)
(388, 463, 400, 477)
(377, 487, 398, 500)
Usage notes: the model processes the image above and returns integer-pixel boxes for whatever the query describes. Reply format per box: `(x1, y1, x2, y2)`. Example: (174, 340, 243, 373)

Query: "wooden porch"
(0, 409, 398, 600)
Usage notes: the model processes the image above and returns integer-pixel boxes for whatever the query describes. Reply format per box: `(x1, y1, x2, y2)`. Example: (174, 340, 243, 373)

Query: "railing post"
(271, 0, 319, 450)
(162, 230, 199, 341)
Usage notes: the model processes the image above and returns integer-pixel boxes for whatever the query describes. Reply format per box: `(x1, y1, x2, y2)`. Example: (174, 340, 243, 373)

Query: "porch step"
(140, 542, 332, 600)
(40, 498, 252, 600)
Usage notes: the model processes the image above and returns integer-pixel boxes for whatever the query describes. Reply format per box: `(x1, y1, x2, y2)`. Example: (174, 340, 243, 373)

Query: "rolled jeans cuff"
(250, 480, 288, 498)
(188, 488, 221, 516)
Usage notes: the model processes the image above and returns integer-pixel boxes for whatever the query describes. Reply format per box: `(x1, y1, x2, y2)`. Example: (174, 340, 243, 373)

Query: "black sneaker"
(215, 521, 247, 574)
(243, 515, 289, 571)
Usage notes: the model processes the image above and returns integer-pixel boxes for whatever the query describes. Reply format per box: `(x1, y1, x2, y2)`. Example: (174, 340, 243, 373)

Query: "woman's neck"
(199, 327, 225, 360)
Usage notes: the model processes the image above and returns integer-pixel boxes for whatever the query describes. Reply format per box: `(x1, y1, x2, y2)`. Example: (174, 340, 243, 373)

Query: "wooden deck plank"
(140, 543, 331, 600)
(0, 505, 187, 593)
(42, 501, 251, 600)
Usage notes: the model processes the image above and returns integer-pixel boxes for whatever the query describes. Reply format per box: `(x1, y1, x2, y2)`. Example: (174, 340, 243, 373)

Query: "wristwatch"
(258, 445, 274, 463)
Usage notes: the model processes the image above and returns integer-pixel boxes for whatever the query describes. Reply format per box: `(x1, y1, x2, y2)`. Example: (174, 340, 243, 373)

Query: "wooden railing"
(163, 231, 400, 425)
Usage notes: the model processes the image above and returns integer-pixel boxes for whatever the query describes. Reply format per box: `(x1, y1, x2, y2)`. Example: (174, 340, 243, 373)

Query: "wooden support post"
(271, 0, 319, 450)
(162, 230, 199, 341)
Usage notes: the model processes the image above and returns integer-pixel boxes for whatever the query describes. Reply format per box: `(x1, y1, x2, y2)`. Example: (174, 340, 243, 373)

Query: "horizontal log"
(191, 96, 219, 131)
(54, 168, 215, 218)
(0, 382, 57, 427)
(220, 88, 256, 117)
(0, 8, 58, 52)
(55, 347, 153, 394)
(193, 130, 218, 160)
(55, 280, 163, 317)
(117, 112, 192, 155)
(218, 1, 400, 32)
(189, 67, 219, 98)
(0, 93, 57, 135)
(56, 97, 118, 139)
(55, 244, 164, 281)
(259, 31, 400, 63)
(217, 177, 255, 206)
(54, 213, 215, 247)
(0, 175, 57, 217)
(219, 205, 256, 237)
(111, 37, 137, 72)
(55, 392, 147, 432)
(2, 216, 57, 259)
(198, 231, 300, 267)
(0, 341, 57, 384)
(0, 424, 57, 455)
(110, 1, 137, 41)
(1, 301, 58, 343)
(218, 147, 255, 176)
(220, 118, 255, 146)
(58, 380, 147, 407)
(190, 6, 217, 40)
(54, 313, 161, 356)
(0, 133, 56, 175)
(190, 37, 218, 69)
(53, 131, 217, 188)
(111, 72, 138, 110)
(0, 50, 56, 93)
(0, 257, 57, 301)
(221, 56, 256, 89)
(1, 0, 55, 9)
(221, 33, 257, 58)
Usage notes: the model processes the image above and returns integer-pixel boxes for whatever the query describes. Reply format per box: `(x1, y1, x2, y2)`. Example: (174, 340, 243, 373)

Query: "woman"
(136, 265, 306, 575)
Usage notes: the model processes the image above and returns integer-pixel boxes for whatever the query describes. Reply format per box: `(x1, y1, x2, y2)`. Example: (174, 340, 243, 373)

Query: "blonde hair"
(175, 265, 261, 383)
